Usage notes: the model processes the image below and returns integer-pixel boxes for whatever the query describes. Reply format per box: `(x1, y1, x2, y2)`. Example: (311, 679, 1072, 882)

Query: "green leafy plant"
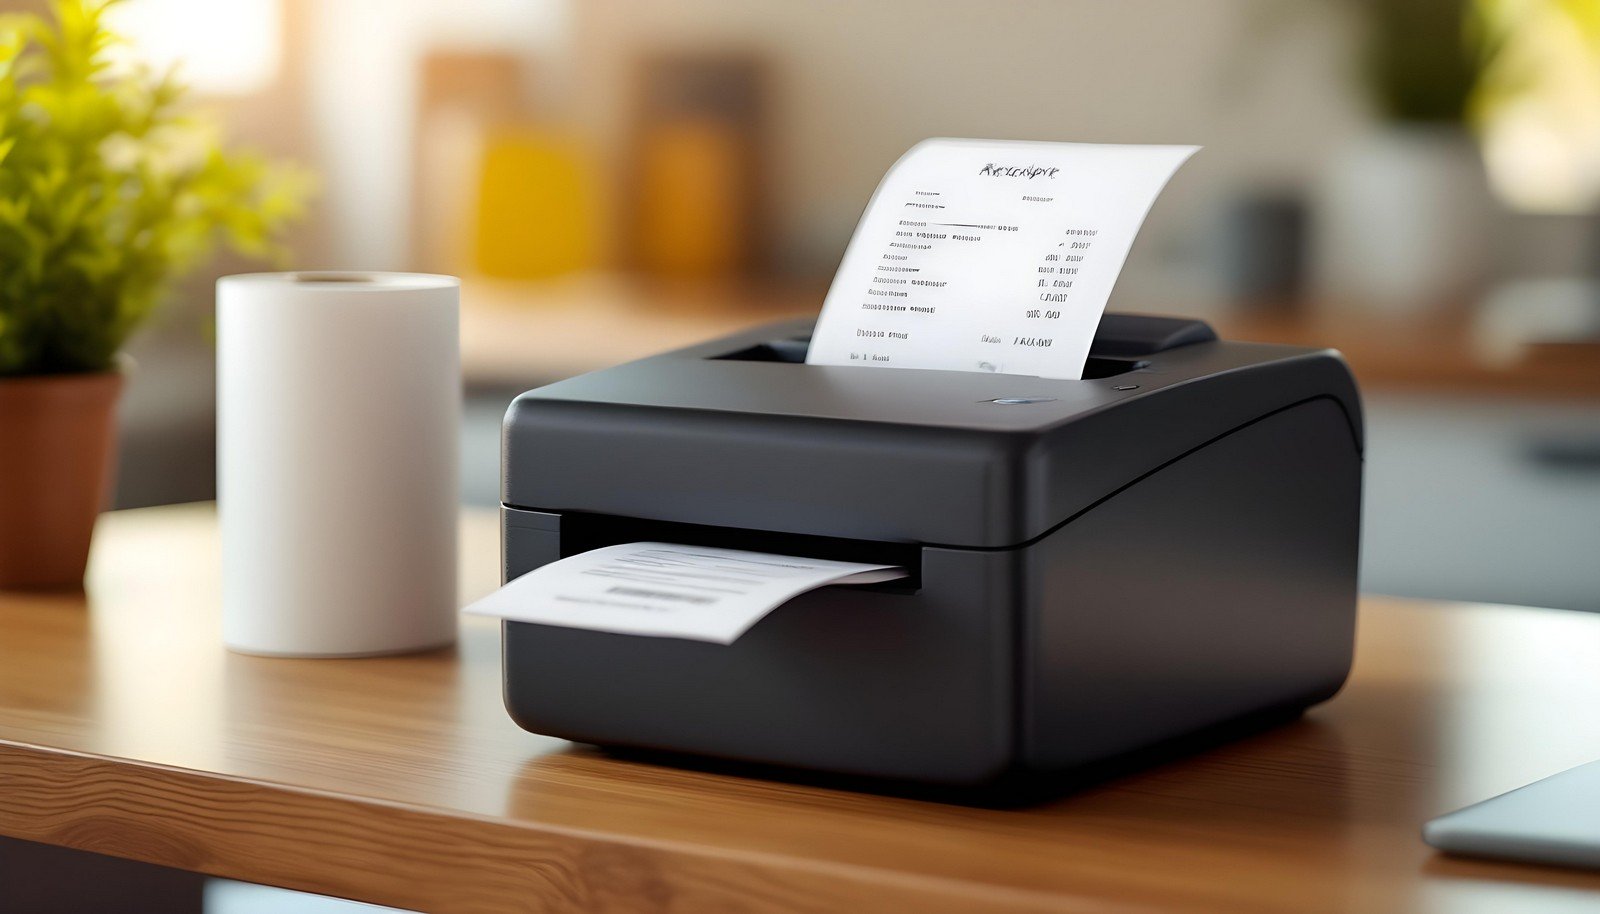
(1350, 0, 1499, 123)
(1247, 0, 1600, 126)
(1471, 0, 1600, 122)
(0, 0, 307, 376)
(1356, 0, 1600, 123)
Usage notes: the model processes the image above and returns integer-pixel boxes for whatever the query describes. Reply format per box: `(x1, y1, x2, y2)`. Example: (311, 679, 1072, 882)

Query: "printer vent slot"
(558, 512, 922, 594)
(714, 337, 810, 364)
(713, 336, 1147, 379)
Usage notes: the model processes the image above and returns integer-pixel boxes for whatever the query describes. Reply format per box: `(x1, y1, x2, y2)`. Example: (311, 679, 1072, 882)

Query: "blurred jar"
(1314, 125, 1499, 315)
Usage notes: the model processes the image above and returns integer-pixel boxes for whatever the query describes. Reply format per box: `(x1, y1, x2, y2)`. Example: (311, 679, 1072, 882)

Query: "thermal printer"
(498, 313, 1363, 788)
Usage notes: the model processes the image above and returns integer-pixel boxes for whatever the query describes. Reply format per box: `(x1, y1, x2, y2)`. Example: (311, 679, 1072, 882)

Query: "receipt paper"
(464, 542, 906, 644)
(806, 138, 1198, 379)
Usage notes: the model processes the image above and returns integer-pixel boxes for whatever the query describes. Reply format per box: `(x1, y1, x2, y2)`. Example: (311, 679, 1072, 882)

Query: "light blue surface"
(1360, 394, 1600, 612)
(1425, 759, 1600, 869)
(205, 880, 413, 914)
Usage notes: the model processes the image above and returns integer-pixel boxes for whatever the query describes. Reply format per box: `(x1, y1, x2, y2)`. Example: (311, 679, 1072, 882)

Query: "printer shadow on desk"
(532, 708, 1330, 809)
(496, 314, 1364, 798)
(510, 713, 1356, 816)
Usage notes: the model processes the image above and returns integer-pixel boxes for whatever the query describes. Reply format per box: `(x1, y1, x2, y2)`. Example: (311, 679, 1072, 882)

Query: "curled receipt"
(807, 137, 1199, 379)
(464, 542, 906, 644)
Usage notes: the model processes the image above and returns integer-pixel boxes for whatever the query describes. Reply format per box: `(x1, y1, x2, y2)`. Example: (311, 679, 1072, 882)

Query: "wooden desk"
(3, 505, 1600, 913)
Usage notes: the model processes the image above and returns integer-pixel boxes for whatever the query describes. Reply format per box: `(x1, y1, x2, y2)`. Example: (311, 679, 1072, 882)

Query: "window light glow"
(106, 0, 282, 96)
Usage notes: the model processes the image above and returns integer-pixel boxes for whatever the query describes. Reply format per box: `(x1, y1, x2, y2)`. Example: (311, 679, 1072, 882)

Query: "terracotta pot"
(0, 369, 124, 589)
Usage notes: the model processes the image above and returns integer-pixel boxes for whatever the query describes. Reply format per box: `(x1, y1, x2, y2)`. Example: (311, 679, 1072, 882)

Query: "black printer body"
(499, 314, 1363, 787)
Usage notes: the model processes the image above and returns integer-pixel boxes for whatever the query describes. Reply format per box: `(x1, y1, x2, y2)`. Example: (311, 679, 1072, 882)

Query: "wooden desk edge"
(0, 740, 1117, 914)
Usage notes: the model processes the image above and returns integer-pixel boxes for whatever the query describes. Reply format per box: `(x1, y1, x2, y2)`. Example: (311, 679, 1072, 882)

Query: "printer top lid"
(504, 314, 1362, 548)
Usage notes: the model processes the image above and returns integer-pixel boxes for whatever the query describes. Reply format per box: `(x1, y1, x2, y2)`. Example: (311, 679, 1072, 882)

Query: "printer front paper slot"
(553, 511, 924, 594)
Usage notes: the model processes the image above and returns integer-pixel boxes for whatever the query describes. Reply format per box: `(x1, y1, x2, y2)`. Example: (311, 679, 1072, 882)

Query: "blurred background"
(9, 0, 1598, 611)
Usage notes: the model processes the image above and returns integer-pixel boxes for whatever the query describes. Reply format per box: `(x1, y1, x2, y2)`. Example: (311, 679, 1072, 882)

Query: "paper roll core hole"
(292, 272, 380, 284)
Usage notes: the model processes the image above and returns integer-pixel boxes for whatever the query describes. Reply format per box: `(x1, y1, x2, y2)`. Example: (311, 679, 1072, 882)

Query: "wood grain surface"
(3, 504, 1600, 913)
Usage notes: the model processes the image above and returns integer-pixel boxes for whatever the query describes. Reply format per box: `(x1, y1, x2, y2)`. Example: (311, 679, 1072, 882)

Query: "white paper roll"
(218, 272, 460, 657)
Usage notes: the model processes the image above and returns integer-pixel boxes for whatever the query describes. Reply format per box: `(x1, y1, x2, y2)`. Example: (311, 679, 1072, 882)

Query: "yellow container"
(472, 129, 600, 280)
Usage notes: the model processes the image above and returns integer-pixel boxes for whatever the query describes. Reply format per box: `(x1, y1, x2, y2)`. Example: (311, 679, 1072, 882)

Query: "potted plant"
(1315, 0, 1599, 313)
(0, 0, 304, 589)
(1309, 0, 1507, 314)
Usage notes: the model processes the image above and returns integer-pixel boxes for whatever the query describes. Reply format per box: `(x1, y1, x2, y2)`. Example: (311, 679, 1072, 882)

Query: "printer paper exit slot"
(556, 512, 923, 595)
(467, 541, 907, 644)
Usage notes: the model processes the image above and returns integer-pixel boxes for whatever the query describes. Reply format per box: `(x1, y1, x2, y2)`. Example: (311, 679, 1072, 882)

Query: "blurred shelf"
(1217, 311, 1600, 401)
(461, 277, 1600, 399)
(460, 274, 817, 388)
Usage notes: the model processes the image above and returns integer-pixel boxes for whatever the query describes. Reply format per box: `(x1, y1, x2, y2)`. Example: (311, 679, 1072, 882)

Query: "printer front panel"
(502, 395, 1038, 548)
(500, 507, 1025, 785)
